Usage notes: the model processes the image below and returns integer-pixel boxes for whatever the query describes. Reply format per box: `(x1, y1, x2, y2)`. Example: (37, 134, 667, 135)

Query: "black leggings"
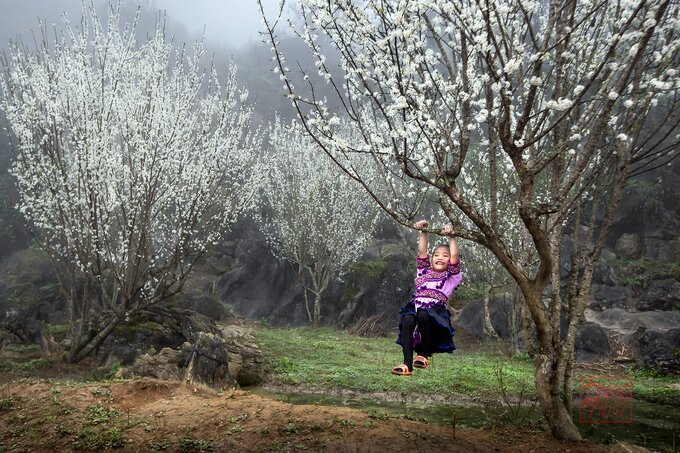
(400, 310, 433, 371)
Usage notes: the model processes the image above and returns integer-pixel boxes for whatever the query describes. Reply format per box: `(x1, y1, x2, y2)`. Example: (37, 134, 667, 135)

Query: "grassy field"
(252, 326, 680, 406)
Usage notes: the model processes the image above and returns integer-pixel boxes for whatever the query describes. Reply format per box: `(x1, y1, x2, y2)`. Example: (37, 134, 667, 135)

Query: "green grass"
(252, 326, 680, 406)
(178, 435, 214, 452)
(252, 326, 536, 402)
(72, 427, 126, 450)
(628, 368, 680, 406)
(0, 358, 52, 373)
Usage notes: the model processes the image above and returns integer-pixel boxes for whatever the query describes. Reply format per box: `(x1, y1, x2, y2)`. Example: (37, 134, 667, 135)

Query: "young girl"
(392, 220, 462, 375)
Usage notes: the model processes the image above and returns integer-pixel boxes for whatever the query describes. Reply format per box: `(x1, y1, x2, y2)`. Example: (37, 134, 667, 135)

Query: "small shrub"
(350, 259, 386, 280)
(0, 396, 17, 410)
(277, 356, 296, 373)
(149, 439, 172, 451)
(346, 314, 388, 338)
(84, 403, 120, 425)
(178, 435, 214, 452)
(90, 387, 113, 399)
(72, 427, 126, 450)
(104, 360, 122, 380)
(0, 358, 52, 372)
(56, 423, 73, 437)
(623, 276, 645, 288)
(283, 422, 298, 434)
(227, 414, 247, 423)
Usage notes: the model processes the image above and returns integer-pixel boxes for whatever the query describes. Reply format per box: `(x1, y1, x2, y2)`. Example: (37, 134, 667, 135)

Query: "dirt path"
(0, 378, 617, 452)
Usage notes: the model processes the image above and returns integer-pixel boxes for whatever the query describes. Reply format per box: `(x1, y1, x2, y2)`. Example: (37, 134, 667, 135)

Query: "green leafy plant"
(623, 276, 645, 288)
(149, 439, 172, 451)
(84, 403, 120, 426)
(178, 436, 214, 452)
(72, 427, 126, 450)
(0, 396, 17, 410)
(283, 422, 298, 434)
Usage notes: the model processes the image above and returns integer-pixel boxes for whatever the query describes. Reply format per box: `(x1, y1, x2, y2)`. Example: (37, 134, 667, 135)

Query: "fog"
(0, 0, 282, 51)
(0, 0, 303, 256)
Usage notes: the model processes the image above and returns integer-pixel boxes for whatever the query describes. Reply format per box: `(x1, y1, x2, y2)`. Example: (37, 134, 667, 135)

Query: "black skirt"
(396, 301, 456, 354)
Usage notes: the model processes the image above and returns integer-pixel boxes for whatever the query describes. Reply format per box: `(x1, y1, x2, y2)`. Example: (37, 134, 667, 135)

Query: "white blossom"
(0, 4, 260, 360)
(260, 120, 380, 325)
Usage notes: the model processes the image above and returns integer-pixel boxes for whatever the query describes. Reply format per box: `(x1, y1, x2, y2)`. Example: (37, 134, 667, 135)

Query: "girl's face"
(432, 246, 451, 271)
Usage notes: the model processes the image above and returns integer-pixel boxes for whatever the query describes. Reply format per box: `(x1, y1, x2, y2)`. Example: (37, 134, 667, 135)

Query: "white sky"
(0, 0, 285, 50)
(150, 0, 282, 48)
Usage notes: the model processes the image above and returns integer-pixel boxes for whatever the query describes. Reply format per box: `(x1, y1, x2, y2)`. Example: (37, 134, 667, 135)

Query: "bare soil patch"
(0, 378, 616, 452)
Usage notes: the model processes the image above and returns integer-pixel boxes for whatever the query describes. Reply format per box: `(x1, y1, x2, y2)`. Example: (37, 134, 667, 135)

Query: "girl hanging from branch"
(392, 220, 462, 375)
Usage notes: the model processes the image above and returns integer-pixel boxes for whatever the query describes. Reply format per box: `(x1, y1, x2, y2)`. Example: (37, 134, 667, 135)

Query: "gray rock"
(119, 347, 186, 381)
(119, 311, 265, 388)
(575, 323, 611, 362)
(224, 340, 264, 386)
(592, 253, 618, 286)
(629, 328, 680, 375)
(456, 296, 520, 343)
(175, 292, 229, 321)
(645, 238, 680, 263)
(586, 308, 680, 335)
(615, 233, 642, 259)
(637, 279, 680, 311)
(456, 300, 483, 337)
(590, 285, 630, 311)
(183, 331, 236, 389)
(219, 324, 265, 386)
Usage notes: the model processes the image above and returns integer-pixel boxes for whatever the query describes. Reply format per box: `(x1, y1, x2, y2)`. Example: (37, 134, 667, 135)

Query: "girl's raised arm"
(441, 225, 460, 263)
(414, 220, 429, 258)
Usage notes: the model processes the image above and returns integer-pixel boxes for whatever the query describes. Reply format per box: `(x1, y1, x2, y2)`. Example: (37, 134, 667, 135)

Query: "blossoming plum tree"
(259, 0, 680, 439)
(0, 4, 260, 363)
(261, 119, 380, 327)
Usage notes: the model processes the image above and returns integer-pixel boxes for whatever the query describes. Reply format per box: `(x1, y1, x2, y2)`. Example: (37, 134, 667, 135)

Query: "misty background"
(0, 0, 372, 335)
(0, 0, 281, 49)
(0, 1, 678, 346)
(0, 0, 328, 258)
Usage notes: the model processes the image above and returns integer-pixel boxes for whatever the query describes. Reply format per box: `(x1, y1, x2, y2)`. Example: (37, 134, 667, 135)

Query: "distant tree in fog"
(0, 3, 259, 363)
(260, 119, 380, 326)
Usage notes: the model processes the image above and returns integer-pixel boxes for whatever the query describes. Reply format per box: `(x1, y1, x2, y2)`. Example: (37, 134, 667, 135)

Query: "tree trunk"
(66, 315, 123, 364)
(482, 287, 499, 339)
(534, 352, 582, 440)
(509, 290, 521, 355)
(312, 292, 322, 328)
(521, 302, 536, 357)
(523, 288, 582, 441)
(302, 287, 313, 323)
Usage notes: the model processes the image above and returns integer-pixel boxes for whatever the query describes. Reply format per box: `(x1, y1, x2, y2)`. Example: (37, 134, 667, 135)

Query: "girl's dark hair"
(432, 244, 449, 254)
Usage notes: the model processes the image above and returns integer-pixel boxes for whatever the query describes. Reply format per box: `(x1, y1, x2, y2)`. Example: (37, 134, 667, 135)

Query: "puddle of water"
(573, 398, 679, 452)
(250, 387, 680, 452)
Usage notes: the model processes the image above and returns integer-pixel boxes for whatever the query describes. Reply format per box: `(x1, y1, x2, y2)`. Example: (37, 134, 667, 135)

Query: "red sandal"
(391, 364, 412, 376)
(413, 355, 429, 369)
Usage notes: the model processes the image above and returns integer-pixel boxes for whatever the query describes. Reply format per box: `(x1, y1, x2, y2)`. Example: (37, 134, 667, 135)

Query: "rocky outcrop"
(119, 310, 264, 388)
(627, 328, 680, 374)
(583, 307, 680, 374)
(183, 332, 236, 389)
(0, 249, 68, 328)
(590, 285, 631, 311)
(636, 279, 680, 311)
(574, 323, 611, 363)
(585, 309, 680, 335)
(119, 346, 186, 381)
(615, 233, 642, 259)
